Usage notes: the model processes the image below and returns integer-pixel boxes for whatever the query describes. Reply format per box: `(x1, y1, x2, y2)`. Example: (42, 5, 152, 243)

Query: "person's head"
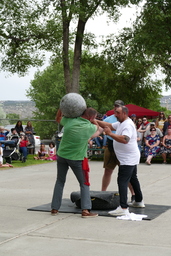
(142, 117, 148, 123)
(150, 122, 156, 129)
(130, 114, 136, 122)
(167, 126, 171, 134)
(0, 126, 4, 132)
(114, 100, 125, 108)
(137, 118, 142, 125)
(82, 107, 97, 121)
(115, 106, 129, 122)
(159, 111, 166, 120)
(96, 113, 103, 121)
(40, 143, 45, 151)
(168, 115, 171, 123)
(113, 100, 125, 113)
(16, 120, 22, 127)
(20, 135, 24, 140)
(21, 134, 27, 140)
(11, 128, 17, 134)
(49, 142, 55, 148)
(27, 121, 32, 127)
(150, 127, 156, 133)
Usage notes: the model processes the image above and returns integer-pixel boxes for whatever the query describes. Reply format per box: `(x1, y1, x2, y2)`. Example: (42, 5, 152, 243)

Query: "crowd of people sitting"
(88, 111, 171, 165)
(34, 142, 57, 161)
(1, 112, 170, 166)
(0, 120, 57, 167)
(130, 111, 171, 164)
(0, 120, 36, 165)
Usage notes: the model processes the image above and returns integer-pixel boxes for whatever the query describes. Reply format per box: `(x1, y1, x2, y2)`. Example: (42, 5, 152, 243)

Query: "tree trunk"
(71, 19, 86, 93)
(61, 0, 72, 93)
(62, 21, 72, 93)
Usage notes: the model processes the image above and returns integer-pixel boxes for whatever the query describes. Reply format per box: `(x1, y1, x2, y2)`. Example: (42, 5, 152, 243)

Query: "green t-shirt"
(57, 117, 97, 160)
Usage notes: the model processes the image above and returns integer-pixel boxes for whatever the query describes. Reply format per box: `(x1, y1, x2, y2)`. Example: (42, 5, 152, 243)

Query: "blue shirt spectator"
(0, 126, 10, 147)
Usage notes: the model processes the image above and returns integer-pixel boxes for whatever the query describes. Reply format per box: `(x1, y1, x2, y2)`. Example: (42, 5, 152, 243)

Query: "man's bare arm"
(90, 126, 104, 139)
(56, 109, 63, 123)
(96, 120, 115, 130)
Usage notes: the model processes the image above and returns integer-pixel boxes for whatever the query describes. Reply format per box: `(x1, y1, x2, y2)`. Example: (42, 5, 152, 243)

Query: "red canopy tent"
(106, 104, 160, 119)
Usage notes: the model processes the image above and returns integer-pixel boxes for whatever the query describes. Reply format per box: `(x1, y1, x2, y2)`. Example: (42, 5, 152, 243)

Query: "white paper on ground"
(116, 213, 148, 221)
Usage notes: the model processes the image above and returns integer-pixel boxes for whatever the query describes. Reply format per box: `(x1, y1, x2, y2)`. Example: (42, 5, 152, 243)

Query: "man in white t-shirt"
(96, 105, 144, 216)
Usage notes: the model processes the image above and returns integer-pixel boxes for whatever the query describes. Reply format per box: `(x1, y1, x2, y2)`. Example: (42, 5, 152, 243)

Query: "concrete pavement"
(0, 160, 171, 256)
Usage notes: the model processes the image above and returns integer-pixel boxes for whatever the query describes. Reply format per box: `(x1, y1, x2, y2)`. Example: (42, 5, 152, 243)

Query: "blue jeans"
(118, 165, 143, 208)
(94, 135, 107, 147)
(19, 147, 28, 158)
(51, 156, 92, 210)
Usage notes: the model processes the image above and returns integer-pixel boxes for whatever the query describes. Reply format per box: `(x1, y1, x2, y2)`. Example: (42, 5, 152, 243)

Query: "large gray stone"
(60, 93, 87, 118)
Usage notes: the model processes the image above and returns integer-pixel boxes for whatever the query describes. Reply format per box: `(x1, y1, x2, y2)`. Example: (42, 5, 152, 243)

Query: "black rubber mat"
(27, 199, 171, 221)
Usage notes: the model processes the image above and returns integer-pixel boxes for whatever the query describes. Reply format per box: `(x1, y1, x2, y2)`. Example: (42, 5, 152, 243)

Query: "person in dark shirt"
(15, 120, 24, 135)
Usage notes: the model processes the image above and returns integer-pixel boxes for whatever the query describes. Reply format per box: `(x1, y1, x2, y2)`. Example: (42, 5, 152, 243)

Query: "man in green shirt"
(51, 107, 101, 218)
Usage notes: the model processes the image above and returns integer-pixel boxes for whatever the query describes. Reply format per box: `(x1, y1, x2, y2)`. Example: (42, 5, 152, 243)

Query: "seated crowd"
(0, 121, 36, 165)
(0, 120, 58, 166)
(131, 112, 171, 164)
(88, 111, 171, 165)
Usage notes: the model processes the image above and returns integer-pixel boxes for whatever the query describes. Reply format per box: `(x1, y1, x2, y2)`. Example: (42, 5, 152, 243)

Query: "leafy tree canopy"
(6, 113, 20, 124)
(122, 0, 171, 89)
(27, 49, 163, 138)
(0, 0, 142, 92)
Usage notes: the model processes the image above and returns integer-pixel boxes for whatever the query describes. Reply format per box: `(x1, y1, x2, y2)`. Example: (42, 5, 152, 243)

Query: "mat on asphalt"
(27, 198, 171, 220)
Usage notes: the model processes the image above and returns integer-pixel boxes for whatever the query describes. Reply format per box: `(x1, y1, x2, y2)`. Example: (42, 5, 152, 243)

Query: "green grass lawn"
(1, 154, 56, 169)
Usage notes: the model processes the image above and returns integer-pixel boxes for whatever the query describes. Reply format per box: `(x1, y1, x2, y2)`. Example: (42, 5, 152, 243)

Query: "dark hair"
(158, 112, 166, 121)
(82, 107, 97, 119)
(16, 120, 22, 127)
(96, 113, 103, 120)
(150, 128, 156, 131)
(49, 141, 55, 147)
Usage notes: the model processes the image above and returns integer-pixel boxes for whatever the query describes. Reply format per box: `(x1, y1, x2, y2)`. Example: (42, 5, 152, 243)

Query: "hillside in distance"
(1, 95, 171, 120)
(1, 100, 36, 119)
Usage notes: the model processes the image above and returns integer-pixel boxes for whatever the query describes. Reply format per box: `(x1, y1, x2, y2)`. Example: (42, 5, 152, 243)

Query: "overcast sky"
(1, 5, 170, 101)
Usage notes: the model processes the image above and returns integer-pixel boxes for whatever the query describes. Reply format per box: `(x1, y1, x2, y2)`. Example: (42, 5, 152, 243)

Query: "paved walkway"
(0, 161, 171, 256)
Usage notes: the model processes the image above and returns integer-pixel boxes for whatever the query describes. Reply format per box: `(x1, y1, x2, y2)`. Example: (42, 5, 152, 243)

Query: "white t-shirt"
(112, 118, 140, 165)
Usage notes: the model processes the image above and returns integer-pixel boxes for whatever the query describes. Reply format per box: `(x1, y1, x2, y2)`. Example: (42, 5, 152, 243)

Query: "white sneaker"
(108, 206, 129, 216)
(129, 201, 145, 208)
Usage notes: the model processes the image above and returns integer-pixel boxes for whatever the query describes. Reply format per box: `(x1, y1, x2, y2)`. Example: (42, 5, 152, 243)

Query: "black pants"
(118, 165, 143, 208)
